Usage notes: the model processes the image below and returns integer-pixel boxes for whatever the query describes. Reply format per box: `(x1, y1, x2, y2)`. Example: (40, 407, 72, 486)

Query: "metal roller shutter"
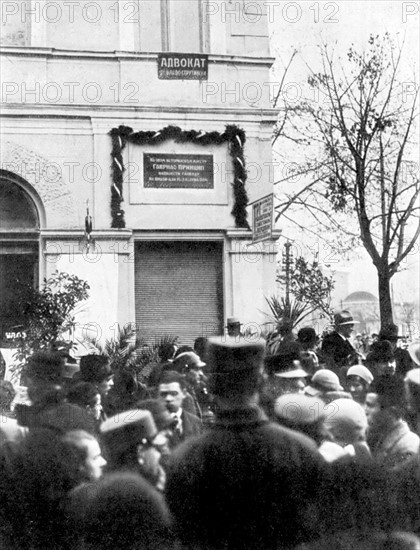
(135, 241, 224, 345)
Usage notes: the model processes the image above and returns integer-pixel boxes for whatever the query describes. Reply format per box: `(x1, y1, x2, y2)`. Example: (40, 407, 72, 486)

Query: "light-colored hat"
(408, 342, 420, 367)
(305, 369, 343, 396)
(405, 368, 420, 386)
(173, 351, 205, 371)
(273, 361, 309, 379)
(347, 364, 374, 385)
(323, 398, 368, 445)
(274, 394, 326, 424)
(334, 311, 357, 326)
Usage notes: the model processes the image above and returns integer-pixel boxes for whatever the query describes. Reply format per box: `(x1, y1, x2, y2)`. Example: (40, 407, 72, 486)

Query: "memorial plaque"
(143, 153, 214, 189)
(158, 53, 208, 80)
(253, 194, 273, 243)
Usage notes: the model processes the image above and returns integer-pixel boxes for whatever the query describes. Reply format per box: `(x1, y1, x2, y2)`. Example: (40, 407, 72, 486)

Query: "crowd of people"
(0, 310, 420, 549)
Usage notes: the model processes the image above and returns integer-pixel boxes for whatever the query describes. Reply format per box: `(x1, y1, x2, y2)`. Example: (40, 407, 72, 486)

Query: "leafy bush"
(13, 271, 90, 371)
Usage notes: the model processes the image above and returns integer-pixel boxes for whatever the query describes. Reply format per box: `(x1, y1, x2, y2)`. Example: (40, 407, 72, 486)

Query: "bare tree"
(274, 34, 419, 326)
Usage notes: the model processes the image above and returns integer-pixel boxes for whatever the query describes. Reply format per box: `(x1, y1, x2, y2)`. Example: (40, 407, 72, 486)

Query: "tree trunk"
(377, 267, 394, 327)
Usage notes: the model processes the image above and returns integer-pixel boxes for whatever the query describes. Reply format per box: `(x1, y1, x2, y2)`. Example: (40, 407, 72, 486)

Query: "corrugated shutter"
(135, 241, 223, 345)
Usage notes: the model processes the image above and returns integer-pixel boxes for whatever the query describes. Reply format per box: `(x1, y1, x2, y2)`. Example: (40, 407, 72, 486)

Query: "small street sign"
(252, 194, 273, 243)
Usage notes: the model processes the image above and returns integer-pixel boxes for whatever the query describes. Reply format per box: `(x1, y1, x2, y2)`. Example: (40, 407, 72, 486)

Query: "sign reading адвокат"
(144, 153, 214, 189)
(158, 53, 208, 80)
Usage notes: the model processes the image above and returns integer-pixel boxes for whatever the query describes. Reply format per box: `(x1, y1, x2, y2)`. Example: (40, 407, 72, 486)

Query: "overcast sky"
(268, 1, 419, 301)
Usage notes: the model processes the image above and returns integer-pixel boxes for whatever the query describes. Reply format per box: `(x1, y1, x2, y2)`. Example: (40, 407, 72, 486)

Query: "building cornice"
(0, 46, 275, 67)
(0, 105, 279, 123)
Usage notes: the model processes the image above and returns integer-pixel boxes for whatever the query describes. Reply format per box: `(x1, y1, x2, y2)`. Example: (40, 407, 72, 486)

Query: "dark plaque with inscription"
(143, 153, 214, 189)
(158, 53, 208, 80)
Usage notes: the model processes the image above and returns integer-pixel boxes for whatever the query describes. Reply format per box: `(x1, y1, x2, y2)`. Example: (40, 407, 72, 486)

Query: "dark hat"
(100, 409, 157, 457)
(25, 352, 64, 384)
(35, 402, 96, 434)
(334, 310, 357, 326)
(205, 336, 265, 375)
(136, 399, 176, 432)
(366, 340, 395, 363)
(265, 342, 306, 377)
(305, 369, 343, 396)
(226, 317, 241, 327)
(66, 382, 99, 409)
(379, 323, 402, 342)
(297, 327, 319, 344)
(80, 355, 113, 384)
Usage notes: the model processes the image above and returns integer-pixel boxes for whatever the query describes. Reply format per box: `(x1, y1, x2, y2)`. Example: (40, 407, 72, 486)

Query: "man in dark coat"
(158, 371, 202, 448)
(321, 310, 359, 372)
(165, 337, 325, 550)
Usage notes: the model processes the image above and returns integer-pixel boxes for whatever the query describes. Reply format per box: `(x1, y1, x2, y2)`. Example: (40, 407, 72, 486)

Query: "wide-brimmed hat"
(334, 311, 357, 326)
(305, 369, 343, 396)
(346, 364, 374, 385)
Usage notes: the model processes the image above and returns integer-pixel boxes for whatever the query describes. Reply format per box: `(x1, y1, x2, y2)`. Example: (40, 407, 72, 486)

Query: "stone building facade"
(1, 0, 279, 347)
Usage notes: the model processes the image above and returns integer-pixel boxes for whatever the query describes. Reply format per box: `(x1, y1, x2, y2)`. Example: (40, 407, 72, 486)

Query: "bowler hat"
(80, 355, 113, 384)
(100, 409, 157, 457)
(205, 336, 265, 375)
(334, 311, 357, 326)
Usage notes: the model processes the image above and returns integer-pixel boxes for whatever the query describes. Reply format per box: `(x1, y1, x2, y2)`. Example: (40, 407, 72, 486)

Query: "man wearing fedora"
(165, 337, 324, 550)
(321, 310, 360, 372)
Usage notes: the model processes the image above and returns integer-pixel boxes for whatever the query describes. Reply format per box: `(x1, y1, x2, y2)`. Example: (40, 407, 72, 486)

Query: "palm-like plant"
(85, 326, 178, 383)
(264, 296, 309, 355)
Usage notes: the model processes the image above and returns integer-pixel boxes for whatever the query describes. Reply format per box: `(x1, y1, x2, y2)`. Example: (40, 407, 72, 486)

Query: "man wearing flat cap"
(321, 310, 360, 372)
(165, 336, 325, 550)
